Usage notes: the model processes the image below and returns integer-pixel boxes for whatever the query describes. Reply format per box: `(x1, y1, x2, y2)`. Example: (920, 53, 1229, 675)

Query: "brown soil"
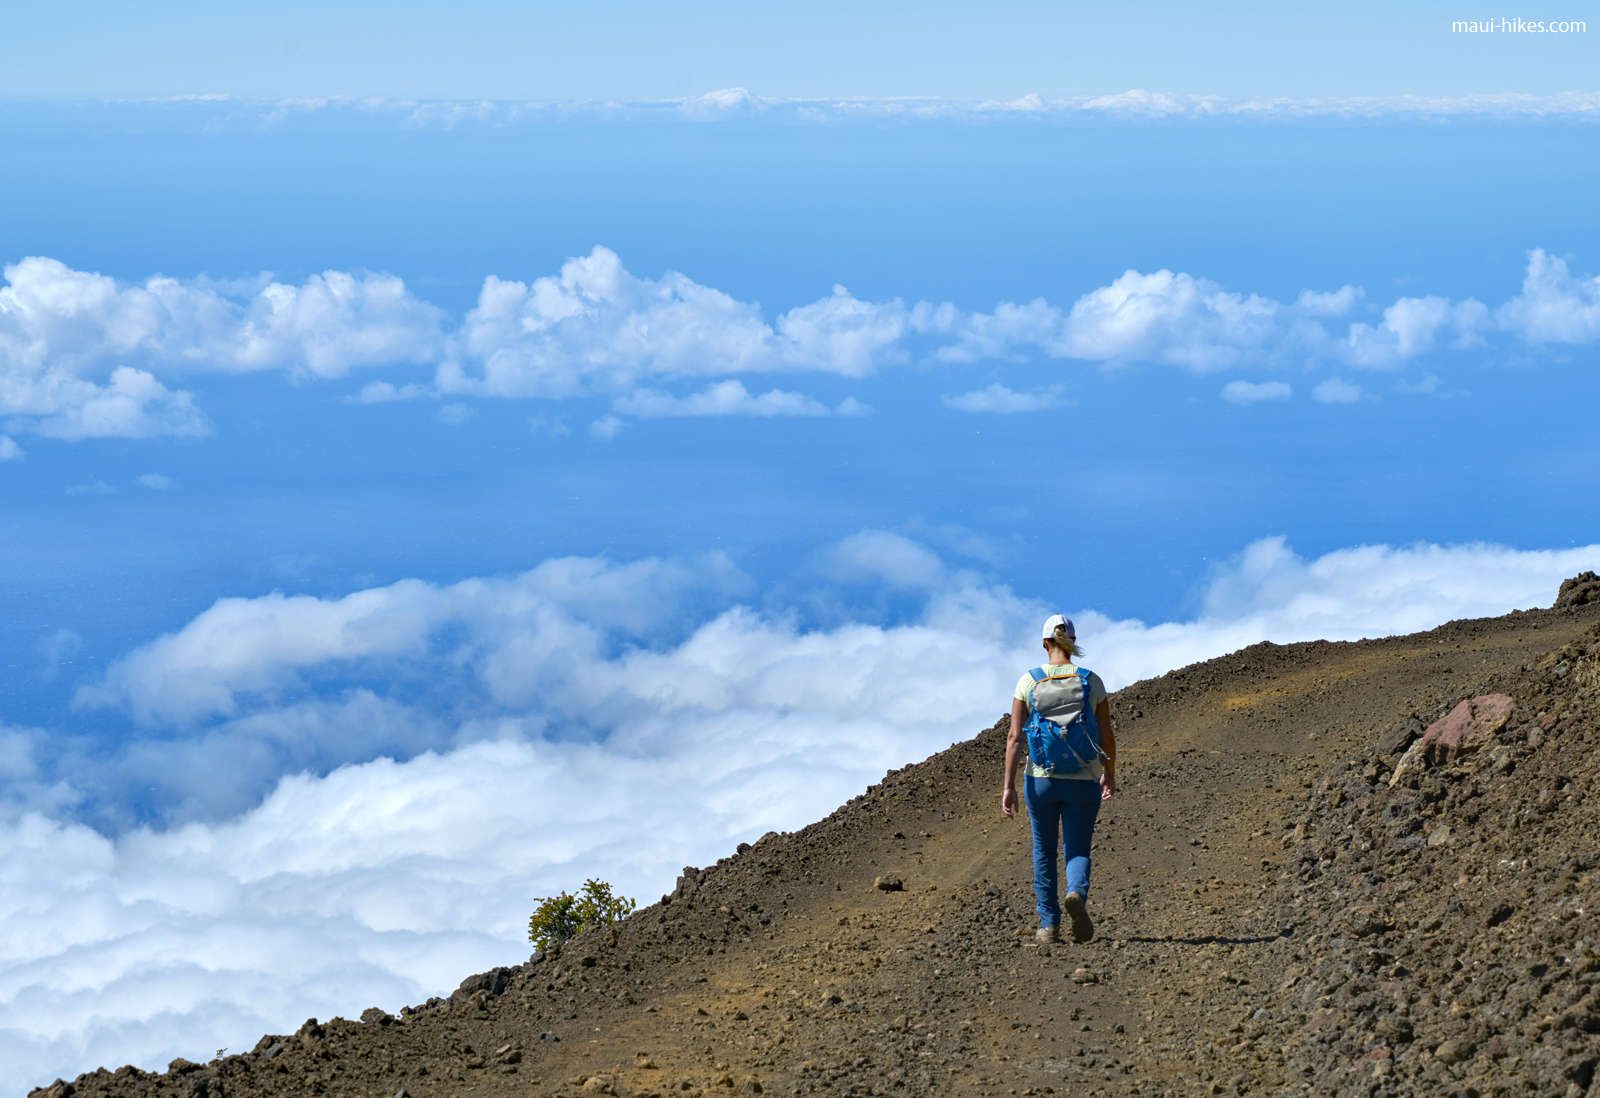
(37, 584, 1600, 1098)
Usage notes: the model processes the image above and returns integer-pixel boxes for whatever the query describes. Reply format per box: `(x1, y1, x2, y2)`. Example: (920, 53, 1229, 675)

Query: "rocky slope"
(35, 573, 1600, 1098)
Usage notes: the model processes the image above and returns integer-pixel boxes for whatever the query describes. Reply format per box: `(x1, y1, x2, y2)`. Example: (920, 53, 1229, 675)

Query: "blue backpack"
(1022, 666, 1106, 776)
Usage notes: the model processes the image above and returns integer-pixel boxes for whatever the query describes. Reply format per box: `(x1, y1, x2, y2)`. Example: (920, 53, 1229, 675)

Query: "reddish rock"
(1389, 693, 1519, 786)
(1421, 694, 1516, 766)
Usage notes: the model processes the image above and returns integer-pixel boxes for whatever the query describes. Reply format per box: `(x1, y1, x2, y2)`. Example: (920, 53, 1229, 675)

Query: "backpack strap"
(1077, 667, 1111, 759)
(1026, 667, 1046, 713)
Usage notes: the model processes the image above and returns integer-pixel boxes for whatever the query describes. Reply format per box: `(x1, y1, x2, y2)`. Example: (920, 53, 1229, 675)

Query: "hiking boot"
(1034, 925, 1060, 944)
(1063, 892, 1094, 943)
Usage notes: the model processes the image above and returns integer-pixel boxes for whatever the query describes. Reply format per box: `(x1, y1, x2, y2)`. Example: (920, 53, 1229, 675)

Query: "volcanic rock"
(1557, 570, 1600, 608)
(1389, 691, 1515, 782)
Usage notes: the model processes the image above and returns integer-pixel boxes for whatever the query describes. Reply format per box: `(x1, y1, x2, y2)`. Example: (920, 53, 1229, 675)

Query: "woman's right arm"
(1002, 697, 1027, 817)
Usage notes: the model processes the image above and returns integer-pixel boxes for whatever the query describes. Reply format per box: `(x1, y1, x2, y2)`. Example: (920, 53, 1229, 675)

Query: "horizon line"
(4, 88, 1600, 124)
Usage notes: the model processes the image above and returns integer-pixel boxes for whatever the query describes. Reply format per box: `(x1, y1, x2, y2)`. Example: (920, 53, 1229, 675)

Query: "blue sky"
(3, 0, 1597, 99)
(2, 2, 1599, 1088)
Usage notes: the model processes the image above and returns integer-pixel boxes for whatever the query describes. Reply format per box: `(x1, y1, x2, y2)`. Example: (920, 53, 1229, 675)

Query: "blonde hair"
(1045, 625, 1081, 660)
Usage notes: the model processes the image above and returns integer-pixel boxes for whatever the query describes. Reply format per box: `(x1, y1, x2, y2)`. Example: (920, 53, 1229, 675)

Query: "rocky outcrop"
(1270, 617, 1600, 1098)
(1557, 571, 1600, 609)
(1387, 692, 1515, 783)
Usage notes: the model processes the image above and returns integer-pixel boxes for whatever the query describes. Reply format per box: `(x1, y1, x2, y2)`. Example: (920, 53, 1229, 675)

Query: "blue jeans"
(1023, 775, 1102, 927)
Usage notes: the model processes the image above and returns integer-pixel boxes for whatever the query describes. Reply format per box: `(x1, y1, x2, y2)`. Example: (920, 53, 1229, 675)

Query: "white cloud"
(940, 382, 1069, 413)
(678, 87, 766, 119)
(1053, 269, 1282, 370)
(1075, 535, 1600, 687)
(1221, 380, 1291, 404)
(401, 100, 498, 129)
(1496, 248, 1600, 344)
(435, 402, 477, 426)
(0, 436, 21, 461)
(927, 272, 1283, 372)
(776, 286, 910, 376)
(1294, 286, 1363, 317)
(437, 248, 907, 399)
(1340, 295, 1489, 368)
(816, 530, 949, 590)
(589, 414, 626, 440)
(0, 257, 445, 382)
(0, 257, 443, 439)
(923, 257, 1557, 376)
(8, 532, 1600, 1086)
(222, 271, 447, 378)
(26, 367, 210, 440)
(0, 354, 208, 441)
(1312, 377, 1362, 403)
(65, 480, 115, 497)
(1193, 534, 1595, 644)
(1394, 373, 1443, 395)
(77, 555, 747, 729)
(977, 92, 1049, 113)
(446, 250, 771, 398)
(614, 380, 830, 418)
(135, 473, 172, 490)
(355, 380, 432, 403)
(528, 413, 571, 438)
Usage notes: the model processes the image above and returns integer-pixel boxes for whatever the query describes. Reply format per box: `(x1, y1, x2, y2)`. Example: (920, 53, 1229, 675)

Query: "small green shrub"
(528, 878, 637, 951)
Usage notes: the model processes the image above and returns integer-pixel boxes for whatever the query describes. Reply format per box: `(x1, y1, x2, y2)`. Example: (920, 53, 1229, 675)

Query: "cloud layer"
(4, 531, 1600, 1089)
(77, 91, 1600, 132)
(4, 248, 1598, 439)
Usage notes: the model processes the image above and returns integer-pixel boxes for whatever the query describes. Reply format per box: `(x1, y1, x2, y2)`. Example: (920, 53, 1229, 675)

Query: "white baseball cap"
(1042, 614, 1075, 640)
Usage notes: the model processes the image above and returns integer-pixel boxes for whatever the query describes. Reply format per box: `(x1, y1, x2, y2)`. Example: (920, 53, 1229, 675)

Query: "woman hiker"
(1001, 614, 1116, 944)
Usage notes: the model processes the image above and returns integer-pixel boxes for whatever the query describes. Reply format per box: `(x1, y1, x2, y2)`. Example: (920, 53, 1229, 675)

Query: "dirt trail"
(41, 585, 1600, 1098)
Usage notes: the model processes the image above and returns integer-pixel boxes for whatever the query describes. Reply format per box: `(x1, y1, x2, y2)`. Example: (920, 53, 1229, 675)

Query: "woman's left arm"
(1002, 698, 1028, 817)
(1097, 698, 1116, 800)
